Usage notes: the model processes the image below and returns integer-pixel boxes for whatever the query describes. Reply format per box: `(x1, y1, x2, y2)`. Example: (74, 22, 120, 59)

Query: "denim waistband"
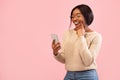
(64, 69, 98, 80)
(67, 69, 97, 75)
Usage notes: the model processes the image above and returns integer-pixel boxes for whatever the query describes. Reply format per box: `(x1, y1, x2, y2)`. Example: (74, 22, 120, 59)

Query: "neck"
(85, 27, 93, 32)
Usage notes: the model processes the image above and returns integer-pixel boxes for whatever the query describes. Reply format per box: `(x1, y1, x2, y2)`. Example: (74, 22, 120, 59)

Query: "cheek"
(80, 17, 86, 24)
(79, 16, 85, 21)
(77, 18, 84, 24)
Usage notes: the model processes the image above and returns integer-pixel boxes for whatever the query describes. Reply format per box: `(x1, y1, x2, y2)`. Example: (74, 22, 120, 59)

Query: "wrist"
(53, 51, 58, 56)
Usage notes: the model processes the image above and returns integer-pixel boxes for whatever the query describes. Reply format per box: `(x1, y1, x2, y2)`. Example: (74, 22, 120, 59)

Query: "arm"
(54, 31, 68, 64)
(54, 49, 65, 63)
(77, 34, 102, 66)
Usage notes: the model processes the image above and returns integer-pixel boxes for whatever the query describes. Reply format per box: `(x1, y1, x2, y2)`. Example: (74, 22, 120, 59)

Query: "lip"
(74, 21, 81, 26)
(74, 21, 79, 25)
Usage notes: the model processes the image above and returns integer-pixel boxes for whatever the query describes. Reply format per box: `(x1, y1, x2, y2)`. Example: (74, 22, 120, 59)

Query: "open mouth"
(74, 20, 84, 26)
(74, 21, 80, 25)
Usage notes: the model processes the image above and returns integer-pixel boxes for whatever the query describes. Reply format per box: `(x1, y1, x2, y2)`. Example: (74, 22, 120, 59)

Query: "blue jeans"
(64, 69, 98, 80)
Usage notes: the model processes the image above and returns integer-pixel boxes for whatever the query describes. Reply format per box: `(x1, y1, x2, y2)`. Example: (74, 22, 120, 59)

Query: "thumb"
(52, 40, 55, 45)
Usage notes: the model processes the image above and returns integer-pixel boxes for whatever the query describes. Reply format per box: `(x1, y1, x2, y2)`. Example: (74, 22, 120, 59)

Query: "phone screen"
(51, 34, 59, 44)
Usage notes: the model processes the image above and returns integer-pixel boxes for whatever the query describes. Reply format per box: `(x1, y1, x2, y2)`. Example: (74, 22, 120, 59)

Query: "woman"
(52, 4, 102, 80)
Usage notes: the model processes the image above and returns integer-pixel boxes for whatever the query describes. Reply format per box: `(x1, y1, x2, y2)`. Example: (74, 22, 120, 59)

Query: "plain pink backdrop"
(0, 0, 120, 80)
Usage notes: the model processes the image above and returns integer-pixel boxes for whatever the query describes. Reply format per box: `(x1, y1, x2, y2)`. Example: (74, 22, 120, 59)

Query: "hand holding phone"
(51, 34, 61, 56)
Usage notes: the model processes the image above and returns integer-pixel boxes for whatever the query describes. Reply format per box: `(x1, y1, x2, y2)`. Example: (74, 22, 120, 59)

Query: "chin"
(75, 25, 81, 28)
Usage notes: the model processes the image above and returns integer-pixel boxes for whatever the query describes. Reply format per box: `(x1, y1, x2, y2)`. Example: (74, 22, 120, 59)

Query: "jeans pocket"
(64, 72, 74, 80)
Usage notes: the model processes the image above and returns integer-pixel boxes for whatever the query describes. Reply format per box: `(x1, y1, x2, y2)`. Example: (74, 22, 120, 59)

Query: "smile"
(74, 21, 79, 25)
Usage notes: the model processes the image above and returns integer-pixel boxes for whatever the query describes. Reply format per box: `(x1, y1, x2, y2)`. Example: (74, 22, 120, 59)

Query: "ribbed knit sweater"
(54, 29, 102, 71)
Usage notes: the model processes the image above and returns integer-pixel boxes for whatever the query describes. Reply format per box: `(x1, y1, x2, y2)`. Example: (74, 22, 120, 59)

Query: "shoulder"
(86, 31, 102, 38)
(63, 29, 73, 35)
(94, 32, 102, 40)
(86, 31, 102, 43)
(92, 32, 102, 43)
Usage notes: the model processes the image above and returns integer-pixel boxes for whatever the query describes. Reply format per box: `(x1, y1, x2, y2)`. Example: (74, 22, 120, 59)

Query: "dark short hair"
(70, 4, 94, 26)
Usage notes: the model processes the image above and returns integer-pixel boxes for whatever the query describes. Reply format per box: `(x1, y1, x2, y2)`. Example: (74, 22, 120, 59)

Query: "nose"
(72, 16, 78, 21)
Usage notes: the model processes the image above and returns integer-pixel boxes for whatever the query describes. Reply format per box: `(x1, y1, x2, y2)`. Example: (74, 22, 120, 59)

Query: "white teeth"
(74, 22, 79, 25)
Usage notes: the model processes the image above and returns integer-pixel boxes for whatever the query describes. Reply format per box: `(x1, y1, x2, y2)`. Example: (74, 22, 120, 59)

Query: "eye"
(77, 14, 81, 18)
(77, 15, 80, 18)
(71, 16, 74, 18)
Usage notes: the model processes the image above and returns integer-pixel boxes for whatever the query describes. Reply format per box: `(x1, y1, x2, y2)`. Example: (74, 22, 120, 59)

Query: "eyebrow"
(72, 13, 81, 16)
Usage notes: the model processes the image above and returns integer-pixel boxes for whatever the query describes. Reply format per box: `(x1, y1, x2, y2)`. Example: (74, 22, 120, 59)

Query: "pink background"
(0, 0, 120, 80)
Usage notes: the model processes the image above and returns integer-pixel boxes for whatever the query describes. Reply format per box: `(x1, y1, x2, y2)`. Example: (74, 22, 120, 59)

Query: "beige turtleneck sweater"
(54, 29, 102, 71)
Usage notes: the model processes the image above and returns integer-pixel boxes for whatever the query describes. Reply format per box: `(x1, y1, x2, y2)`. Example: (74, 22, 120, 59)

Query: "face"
(71, 8, 86, 28)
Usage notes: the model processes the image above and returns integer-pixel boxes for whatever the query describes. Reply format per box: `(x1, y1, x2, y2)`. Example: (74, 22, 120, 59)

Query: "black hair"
(70, 4, 94, 26)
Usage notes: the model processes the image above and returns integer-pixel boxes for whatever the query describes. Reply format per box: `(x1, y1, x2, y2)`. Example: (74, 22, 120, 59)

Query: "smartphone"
(51, 34, 59, 44)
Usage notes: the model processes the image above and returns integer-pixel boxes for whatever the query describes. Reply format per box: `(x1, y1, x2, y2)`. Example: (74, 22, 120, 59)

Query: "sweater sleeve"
(54, 49, 65, 63)
(77, 34, 102, 66)
(54, 31, 68, 64)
